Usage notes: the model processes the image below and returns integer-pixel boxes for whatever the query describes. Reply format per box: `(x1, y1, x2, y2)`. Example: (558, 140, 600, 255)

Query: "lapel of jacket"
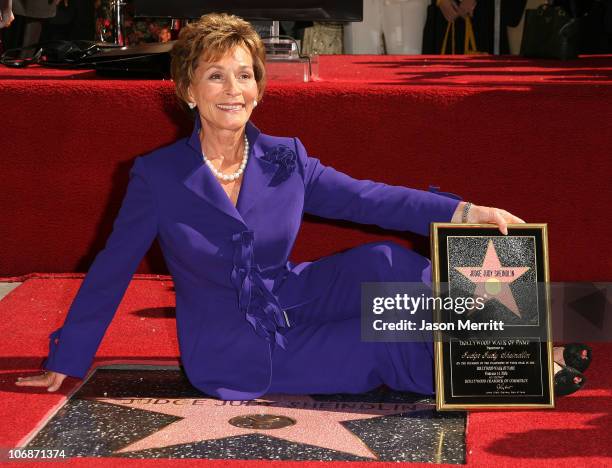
(182, 114, 276, 227)
(237, 121, 277, 219)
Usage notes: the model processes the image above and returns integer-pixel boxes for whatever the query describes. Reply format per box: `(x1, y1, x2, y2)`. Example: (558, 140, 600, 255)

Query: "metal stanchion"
(111, 0, 127, 47)
(494, 0, 501, 55)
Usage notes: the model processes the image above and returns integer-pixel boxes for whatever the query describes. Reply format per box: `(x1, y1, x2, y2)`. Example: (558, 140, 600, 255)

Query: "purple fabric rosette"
(261, 145, 297, 186)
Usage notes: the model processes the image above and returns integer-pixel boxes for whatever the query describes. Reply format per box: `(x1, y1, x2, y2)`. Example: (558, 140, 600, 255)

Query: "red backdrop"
(1, 55, 611, 281)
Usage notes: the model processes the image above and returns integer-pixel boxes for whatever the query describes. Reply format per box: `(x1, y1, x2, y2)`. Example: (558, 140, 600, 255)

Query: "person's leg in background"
(40, 0, 95, 42)
(422, 0, 508, 55)
(0, 15, 41, 55)
(506, 0, 541, 55)
(344, 0, 384, 54)
(2, 0, 57, 55)
(382, 0, 430, 54)
(21, 15, 41, 45)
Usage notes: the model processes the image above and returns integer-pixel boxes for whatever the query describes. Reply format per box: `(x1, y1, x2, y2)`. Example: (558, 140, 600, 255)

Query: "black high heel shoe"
(554, 361, 586, 397)
(561, 343, 592, 373)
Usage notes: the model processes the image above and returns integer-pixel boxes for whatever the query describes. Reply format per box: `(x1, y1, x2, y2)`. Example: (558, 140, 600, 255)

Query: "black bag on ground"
(0, 40, 100, 67)
(520, 4, 581, 59)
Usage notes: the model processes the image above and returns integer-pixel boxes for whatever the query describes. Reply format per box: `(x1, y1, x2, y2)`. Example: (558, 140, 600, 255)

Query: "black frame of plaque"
(430, 223, 554, 410)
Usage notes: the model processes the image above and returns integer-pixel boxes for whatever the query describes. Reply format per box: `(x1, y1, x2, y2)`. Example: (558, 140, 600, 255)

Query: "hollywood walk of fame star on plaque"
(430, 224, 554, 410)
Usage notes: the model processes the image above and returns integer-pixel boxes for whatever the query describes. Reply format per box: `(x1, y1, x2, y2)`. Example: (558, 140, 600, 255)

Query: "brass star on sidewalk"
(89, 394, 432, 459)
(455, 239, 530, 317)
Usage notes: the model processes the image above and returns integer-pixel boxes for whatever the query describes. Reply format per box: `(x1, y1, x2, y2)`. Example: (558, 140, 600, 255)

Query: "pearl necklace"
(202, 134, 249, 182)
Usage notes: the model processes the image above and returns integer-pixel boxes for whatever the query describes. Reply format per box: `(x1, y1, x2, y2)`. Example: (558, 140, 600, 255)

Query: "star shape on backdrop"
(87, 394, 433, 459)
(454, 239, 530, 317)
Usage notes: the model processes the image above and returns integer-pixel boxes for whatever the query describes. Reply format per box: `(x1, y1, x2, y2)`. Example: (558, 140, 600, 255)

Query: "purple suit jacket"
(43, 116, 460, 400)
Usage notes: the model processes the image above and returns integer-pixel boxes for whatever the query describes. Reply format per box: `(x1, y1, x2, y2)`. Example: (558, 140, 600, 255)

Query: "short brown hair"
(171, 13, 267, 110)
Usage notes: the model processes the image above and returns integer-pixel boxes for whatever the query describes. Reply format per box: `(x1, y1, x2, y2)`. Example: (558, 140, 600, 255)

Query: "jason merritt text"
(372, 319, 505, 331)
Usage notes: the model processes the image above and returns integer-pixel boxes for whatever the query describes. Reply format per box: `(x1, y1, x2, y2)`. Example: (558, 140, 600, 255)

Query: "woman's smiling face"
(188, 45, 259, 132)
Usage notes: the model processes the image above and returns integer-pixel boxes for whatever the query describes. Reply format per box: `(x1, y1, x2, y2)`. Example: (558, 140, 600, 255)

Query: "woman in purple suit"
(17, 13, 587, 399)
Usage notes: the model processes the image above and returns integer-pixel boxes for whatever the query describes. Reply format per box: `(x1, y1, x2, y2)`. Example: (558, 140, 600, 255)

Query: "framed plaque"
(430, 223, 554, 410)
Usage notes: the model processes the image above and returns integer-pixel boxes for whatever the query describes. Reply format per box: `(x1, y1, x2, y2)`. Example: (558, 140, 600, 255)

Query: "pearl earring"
(253, 99, 258, 108)
(188, 102, 196, 109)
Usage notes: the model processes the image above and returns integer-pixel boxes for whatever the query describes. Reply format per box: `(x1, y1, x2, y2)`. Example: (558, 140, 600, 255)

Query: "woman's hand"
(438, 0, 460, 22)
(0, 0, 14, 29)
(451, 201, 525, 235)
(457, 0, 477, 18)
(15, 371, 67, 392)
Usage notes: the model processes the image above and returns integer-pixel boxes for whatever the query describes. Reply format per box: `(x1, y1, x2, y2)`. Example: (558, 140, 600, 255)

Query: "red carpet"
(1, 275, 610, 467)
(1, 55, 612, 281)
(2, 55, 611, 465)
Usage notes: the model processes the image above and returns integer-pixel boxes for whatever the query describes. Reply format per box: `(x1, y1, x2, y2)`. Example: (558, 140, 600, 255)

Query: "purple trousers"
(268, 241, 435, 396)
